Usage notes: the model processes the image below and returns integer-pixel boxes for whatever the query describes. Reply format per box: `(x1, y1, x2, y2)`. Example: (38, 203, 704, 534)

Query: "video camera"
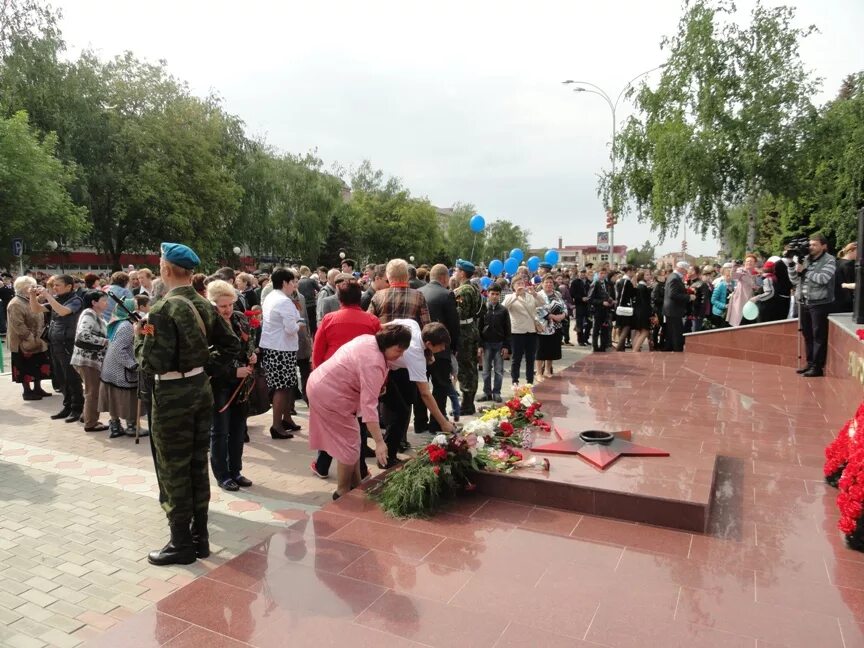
(783, 237, 810, 262)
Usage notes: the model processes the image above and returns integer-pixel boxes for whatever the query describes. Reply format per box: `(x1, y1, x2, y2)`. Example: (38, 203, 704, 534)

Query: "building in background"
(529, 237, 628, 269)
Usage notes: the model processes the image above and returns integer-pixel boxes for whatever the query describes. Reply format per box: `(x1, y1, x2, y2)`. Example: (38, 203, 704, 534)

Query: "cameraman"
(792, 233, 836, 377)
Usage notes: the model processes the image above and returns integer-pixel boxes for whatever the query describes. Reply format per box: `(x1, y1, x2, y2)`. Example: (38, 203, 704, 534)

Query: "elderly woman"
(71, 290, 110, 432)
(535, 275, 567, 380)
(236, 272, 259, 310)
(503, 277, 545, 387)
(207, 280, 257, 491)
(260, 268, 304, 439)
(727, 255, 758, 326)
(99, 298, 141, 438)
(104, 271, 132, 322)
(7, 276, 51, 401)
(308, 325, 410, 499)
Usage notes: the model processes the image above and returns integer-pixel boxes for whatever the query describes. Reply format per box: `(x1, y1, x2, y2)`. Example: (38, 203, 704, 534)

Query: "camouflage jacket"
(455, 282, 481, 333)
(135, 285, 240, 376)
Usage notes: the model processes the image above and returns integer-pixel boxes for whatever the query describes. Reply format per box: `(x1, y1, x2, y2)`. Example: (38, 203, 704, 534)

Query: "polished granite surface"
(89, 352, 864, 647)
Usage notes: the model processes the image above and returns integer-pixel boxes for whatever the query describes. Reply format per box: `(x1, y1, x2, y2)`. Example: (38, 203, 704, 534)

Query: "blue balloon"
(488, 259, 504, 276)
(526, 256, 541, 273)
(480, 276, 493, 289)
(509, 248, 524, 263)
(503, 257, 519, 275)
(545, 249, 559, 265)
(470, 214, 486, 233)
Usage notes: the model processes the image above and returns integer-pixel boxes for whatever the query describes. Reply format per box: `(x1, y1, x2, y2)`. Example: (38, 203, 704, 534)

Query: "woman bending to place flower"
(307, 325, 412, 500)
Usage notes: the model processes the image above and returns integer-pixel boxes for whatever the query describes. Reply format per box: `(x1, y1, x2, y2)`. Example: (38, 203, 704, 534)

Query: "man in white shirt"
(380, 319, 455, 467)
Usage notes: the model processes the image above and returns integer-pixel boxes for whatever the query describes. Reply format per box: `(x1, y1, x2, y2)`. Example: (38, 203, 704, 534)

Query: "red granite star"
(532, 430, 669, 470)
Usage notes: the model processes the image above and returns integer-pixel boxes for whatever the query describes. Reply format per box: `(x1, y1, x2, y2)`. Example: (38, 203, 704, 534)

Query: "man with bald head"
(418, 264, 460, 433)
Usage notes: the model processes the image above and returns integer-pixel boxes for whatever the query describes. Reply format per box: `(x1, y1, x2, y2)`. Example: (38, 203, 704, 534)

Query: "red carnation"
(499, 421, 514, 437)
(512, 449, 523, 461)
(857, 329, 864, 341)
(426, 444, 447, 463)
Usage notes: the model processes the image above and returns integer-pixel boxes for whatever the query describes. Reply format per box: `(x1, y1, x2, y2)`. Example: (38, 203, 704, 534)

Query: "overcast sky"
(55, 0, 864, 257)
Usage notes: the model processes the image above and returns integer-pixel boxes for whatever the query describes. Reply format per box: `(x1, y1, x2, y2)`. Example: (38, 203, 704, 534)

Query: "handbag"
(615, 306, 634, 317)
(246, 366, 272, 416)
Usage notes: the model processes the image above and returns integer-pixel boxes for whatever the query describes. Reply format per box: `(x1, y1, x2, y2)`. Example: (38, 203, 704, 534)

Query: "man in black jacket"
(297, 266, 319, 336)
(361, 264, 389, 311)
(478, 283, 511, 402)
(417, 264, 460, 433)
(587, 268, 613, 352)
(569, 269, 591, 346)
(664, 262, 693, 352)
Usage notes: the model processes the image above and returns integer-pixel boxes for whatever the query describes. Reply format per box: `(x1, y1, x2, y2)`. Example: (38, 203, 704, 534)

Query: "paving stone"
(13, 601, 53, 622)
(24, 576, 61, 594)
(56, 563, 89, 578)
(6, 634, 48, 648)
(19, 589, 58, 608)
(41, 613, 85, 634)
(38, 627, 83, 648)
(0, 604, 23, 625)
(46, 601, 86, 620)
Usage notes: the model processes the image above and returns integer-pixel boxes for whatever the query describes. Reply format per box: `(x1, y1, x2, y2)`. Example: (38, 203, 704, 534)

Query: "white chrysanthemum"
(432, 434, 448, 446)
(464, 419, 494, 436)
(476, 435, 486, 449)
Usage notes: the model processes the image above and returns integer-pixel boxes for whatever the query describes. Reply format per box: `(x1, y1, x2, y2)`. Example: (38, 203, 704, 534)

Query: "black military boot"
(191, 513, 210, 559)
(148, 520, 197, 566)
(461, 393, 476, 416)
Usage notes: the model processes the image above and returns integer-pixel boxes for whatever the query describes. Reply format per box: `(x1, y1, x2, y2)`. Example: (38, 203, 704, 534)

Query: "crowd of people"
(1, 232, 857, 564)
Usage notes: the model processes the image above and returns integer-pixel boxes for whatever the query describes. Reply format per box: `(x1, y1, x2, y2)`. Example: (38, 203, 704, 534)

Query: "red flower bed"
(833, 401, 864, 550)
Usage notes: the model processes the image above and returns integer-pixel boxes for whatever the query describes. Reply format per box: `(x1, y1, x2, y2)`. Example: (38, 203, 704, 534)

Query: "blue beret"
(456, 259, 475, 273)
(160, 242, 200, 269)
(539, 262, 553, 270)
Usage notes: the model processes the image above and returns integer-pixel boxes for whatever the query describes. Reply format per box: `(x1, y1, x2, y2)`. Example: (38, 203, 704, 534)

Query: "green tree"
(482, 220, 530, 263)
(444, 203, 481, 262)
(0, 111, 88, 268)
(607, 0, 817, 250)
(626, 240, 656, 268)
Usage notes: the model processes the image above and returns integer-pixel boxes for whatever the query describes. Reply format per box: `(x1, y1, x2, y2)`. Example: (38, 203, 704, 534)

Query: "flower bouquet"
(370, 385, 550, 518)
(825, 403, 864, 487)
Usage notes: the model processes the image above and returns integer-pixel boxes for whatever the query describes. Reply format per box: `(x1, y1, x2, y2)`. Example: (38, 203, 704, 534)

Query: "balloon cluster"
(485, 248, 560, 278)
(465, 215, 562, 288)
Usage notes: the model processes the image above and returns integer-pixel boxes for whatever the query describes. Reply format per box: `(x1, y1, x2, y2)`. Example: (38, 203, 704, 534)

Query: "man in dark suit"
(361, 264, 388, 311)
(664, 261, 693, 352)
(570, 268, 592, 346)
(297, 267, 320, 336)
(417, 264, 461, 434)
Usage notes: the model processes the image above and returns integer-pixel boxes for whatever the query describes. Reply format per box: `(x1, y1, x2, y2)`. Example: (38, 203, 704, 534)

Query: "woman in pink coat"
(307, 325, 412, 499)
(727, 254, 759, 327)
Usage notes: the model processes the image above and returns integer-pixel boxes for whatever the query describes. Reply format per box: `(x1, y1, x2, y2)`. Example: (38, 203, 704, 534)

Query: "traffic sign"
(11, 238, 23, 257)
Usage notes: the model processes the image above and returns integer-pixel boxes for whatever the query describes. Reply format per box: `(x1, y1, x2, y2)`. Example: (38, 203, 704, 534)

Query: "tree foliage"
(0, 111, 88, 267)
(0, 1, 527, 271)
(626, 240, 657, 268)
(607, 0, 818, 251)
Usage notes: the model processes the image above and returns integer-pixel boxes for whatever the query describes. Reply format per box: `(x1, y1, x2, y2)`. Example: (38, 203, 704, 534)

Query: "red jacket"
(312, 305, 381, 369)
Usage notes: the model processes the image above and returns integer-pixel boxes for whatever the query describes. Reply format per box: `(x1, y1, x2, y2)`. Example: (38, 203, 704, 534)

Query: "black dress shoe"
(219, 478, 240, 492)
(35, 389, 52, 398)
(802, 367, 824, 377)
(65, 411, 82, 423)
(796, 365, 814, 374)
(233, 475, 253, 488)
(51, 407, 72, 420)
(270, 426, 294, 440)
(23, 392, 42, 401)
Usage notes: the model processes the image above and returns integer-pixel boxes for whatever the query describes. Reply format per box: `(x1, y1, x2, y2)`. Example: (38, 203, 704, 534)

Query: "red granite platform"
(472, 428, 717, 533)
(88, 351, 864, 648)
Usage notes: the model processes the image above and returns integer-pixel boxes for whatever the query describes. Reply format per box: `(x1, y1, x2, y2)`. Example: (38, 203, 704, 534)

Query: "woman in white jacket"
(502, 277, 545, 387)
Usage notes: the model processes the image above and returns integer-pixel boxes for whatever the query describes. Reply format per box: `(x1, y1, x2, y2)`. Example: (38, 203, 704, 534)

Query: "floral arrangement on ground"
(369, 385, 551, 518)
(825, 402, 864, 487)
(828, 401, 864, 550)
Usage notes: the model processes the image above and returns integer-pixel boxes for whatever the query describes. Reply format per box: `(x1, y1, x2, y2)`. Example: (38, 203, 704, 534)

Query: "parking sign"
(12, 238, 23, 257)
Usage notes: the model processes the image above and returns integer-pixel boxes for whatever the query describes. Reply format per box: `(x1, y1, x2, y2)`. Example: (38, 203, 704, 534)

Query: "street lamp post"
(563, 64, 665, 266)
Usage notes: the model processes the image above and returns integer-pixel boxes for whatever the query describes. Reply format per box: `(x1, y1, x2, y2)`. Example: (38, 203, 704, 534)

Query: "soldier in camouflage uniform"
(135, 243, 239, 566)
(454, 260, 481, 415)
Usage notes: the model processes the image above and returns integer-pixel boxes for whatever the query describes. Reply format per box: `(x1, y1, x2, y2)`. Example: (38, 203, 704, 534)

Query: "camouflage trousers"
(151, 372, 213, 524)
(457, 329, 479, 398)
